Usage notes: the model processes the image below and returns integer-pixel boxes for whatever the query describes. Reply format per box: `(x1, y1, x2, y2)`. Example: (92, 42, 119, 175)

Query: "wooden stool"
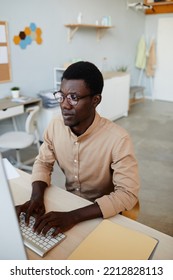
(129, 86, 145, 107)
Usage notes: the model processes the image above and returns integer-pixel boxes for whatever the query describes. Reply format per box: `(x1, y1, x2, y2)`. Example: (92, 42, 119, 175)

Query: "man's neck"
(70, 113, 96, 136)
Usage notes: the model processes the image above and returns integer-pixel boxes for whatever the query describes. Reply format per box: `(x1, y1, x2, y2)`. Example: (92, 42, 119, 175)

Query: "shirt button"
(76, 187, 80, 191)
(74, 175, 78, 179)
(74, 159, 77, 163)
(74, 141, 78, 145)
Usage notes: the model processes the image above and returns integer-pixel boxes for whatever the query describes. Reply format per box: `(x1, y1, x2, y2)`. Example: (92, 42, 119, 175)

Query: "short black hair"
(61, 61, 104, 95)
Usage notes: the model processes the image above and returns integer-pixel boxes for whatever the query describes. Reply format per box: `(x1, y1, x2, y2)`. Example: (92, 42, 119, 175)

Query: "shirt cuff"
(31, 171, 51, 186)
(95, 196, 117, 219)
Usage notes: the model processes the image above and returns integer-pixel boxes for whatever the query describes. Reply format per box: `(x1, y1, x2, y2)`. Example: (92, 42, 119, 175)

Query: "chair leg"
(34, 129, 41, 152)
(18, 164, 32, 172)
(16, 149, 22, 168)
(15, 149, 32, 171)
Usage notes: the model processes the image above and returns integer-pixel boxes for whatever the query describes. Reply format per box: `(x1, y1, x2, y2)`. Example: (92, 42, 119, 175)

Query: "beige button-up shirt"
(32, 113, 140, 218)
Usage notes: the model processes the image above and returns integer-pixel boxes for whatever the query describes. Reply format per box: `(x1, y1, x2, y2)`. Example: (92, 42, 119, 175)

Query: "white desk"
(0, 96, 41, 121)
(9, 169, 173, 260)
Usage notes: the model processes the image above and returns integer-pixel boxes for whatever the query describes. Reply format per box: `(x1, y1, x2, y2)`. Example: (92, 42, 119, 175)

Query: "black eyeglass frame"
(53, 91, 93, 106)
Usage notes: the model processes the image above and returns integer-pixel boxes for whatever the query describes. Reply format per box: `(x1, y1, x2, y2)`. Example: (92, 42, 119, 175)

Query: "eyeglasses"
(53, 91, 92, 106)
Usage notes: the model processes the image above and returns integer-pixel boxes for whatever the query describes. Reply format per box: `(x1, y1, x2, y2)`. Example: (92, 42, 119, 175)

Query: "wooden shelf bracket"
(66, 26, 79, 42)
(65, 24, 114, 42)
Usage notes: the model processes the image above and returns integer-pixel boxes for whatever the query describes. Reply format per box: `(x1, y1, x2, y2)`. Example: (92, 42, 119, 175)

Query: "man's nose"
(60, 96, 72, 109)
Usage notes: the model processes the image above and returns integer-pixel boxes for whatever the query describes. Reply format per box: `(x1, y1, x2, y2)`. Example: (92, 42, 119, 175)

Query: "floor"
(116, 100, 173, 237)
(3, 99, 173, 237)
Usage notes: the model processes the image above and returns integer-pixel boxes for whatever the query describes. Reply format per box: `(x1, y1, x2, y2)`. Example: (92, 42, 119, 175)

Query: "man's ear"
(92, 94, 102, 108)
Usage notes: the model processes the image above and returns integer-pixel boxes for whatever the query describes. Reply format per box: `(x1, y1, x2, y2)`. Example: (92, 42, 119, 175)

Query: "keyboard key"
(19, 212, 66, 257)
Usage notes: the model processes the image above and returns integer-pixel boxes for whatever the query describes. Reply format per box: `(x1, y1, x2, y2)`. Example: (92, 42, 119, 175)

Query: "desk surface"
(9, 169, 173, 260)
(0, 96, 41, 111)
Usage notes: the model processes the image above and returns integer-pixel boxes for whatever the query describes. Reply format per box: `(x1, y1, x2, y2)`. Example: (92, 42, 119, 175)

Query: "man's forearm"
(31, 181, 48, 201)
(70, 202, 103, 224)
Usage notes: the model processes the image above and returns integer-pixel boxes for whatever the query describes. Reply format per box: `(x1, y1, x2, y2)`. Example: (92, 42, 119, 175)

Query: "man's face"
(59, 79, 99, 135)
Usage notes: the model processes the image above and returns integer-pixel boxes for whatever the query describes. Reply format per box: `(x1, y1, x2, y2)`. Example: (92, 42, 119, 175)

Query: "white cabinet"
(97, 72, 130, 121)
(53, 67, 65, 89)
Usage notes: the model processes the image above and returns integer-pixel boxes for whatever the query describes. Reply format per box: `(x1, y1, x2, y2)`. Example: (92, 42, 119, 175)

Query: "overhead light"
(127, 2, 153, 11)
(128, 3, 139, 7)
(136, 3, 152, 10)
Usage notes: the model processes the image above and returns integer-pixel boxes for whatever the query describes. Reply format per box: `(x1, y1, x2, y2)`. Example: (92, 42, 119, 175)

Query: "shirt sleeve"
(31, 121, 56, 186)
(95, 135, 140, 218)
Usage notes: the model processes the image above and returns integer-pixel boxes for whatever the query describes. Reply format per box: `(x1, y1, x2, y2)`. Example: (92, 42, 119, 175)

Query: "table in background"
(0, 96, 41, 122)
(0, 96, 41, 136)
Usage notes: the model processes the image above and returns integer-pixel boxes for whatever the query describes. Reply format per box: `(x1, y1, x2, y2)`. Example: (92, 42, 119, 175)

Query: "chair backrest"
(25, 105, 40, 134)
(122, 201, 140, 221)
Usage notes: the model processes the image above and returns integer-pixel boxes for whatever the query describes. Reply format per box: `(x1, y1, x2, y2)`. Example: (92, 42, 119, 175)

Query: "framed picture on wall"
(0, 21, 11, 83)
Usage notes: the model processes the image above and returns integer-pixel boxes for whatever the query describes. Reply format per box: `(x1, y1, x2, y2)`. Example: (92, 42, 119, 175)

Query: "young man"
(16, 61, 140, 236)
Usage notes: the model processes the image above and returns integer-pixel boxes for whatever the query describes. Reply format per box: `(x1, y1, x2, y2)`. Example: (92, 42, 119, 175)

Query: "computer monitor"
(0, 153, 27, 260)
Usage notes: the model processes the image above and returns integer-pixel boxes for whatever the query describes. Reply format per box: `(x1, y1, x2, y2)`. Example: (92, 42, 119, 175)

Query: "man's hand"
(33, 211, 77, 236)
(33, 203, 103, 236)
(16, 199, 45, 225)
(15, 180, 47, 225)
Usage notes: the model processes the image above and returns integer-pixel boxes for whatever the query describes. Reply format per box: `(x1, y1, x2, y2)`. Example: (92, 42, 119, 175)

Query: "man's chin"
(63, 118, 75, 127)
(63, 119, 71, 126)
(63, 119, 79, 130)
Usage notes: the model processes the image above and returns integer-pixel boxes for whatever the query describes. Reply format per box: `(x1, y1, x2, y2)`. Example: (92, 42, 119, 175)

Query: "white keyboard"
(19, 213, 66, 257)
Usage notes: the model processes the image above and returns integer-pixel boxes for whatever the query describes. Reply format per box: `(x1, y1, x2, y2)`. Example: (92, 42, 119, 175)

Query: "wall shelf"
(144, 1, 173, 14)
(64, 23, 114, 42)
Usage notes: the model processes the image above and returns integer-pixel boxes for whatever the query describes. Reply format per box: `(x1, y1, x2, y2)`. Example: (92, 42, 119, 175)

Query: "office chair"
(0, 105, 40, 171)
(122, 201, 140, 221)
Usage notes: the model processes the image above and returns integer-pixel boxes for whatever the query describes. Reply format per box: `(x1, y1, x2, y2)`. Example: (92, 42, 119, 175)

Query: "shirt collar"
(69, 112, 101, 140)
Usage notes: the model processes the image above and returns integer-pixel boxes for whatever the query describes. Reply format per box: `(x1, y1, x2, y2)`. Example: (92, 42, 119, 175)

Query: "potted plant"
(116, 66, 128, 72)
(11, 86, 20, 98)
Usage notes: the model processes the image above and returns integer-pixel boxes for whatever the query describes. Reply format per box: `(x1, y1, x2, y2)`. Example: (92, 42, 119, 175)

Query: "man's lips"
(62, 112, 74, 120)
(62, 114, 73, 117)
(62, 113, 73, 117)
(62, 110, 74, 117)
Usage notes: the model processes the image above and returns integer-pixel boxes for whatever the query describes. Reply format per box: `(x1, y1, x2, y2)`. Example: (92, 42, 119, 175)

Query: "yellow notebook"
(68, 220, 158, 260)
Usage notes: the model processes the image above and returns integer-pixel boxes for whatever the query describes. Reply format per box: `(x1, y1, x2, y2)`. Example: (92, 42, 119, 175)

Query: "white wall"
(0, 0, 145, 98)
(144, 13, 173, 98)
(154, 17, 173, 102)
